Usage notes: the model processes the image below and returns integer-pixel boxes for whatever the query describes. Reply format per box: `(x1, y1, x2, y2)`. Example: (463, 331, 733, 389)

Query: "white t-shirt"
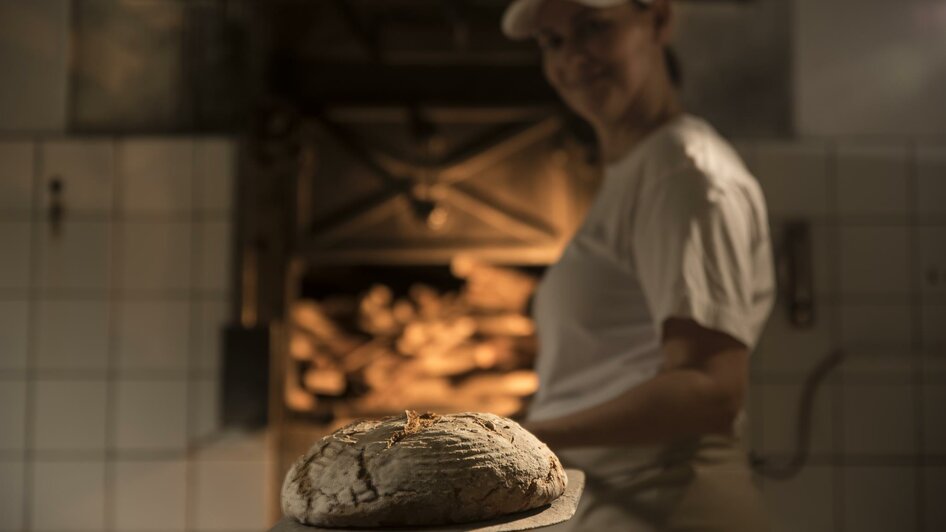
(528, 114, 775, 426)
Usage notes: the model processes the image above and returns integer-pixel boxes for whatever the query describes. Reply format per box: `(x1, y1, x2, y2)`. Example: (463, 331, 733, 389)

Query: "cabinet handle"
(782, 221, 814, 328)
(48, 177, 65, 238)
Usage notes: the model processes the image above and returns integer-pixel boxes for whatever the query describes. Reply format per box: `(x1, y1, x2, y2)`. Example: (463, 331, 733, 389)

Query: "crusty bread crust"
(281, 411, 567, 527)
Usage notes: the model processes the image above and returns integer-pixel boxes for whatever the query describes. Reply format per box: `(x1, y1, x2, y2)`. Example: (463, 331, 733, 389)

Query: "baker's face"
(534, 0, 666, 126)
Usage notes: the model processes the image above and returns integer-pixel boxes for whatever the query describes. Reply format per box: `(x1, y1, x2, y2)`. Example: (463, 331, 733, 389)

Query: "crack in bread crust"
(355, 447, 379, 502)
(386, 410, 441, 448)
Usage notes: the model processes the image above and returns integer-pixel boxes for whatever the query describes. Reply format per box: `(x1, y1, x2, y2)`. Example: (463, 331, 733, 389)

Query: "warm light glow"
(289, 336, 313, 361)
(303, 369, 347, 396)
(426, 204, 449, 231)
(285, 271, 540, 418)
(474, 344, 498, 368)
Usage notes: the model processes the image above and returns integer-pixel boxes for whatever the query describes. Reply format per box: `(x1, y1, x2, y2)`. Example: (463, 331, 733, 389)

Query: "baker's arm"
(522, 317, 748, 449)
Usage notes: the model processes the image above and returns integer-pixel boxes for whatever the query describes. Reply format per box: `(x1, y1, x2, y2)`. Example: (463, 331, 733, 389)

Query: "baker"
(493, 0, 777, 529)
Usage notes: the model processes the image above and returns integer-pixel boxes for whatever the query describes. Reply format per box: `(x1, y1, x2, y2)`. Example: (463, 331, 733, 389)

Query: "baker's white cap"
(502, 0, 653, 40)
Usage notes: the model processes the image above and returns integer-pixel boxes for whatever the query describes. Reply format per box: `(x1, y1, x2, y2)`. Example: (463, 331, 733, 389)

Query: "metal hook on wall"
(48, 176, 65, 238)
(780, 220, 815, 328)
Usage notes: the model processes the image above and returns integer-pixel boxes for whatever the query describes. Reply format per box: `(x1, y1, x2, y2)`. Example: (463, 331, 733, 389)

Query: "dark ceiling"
(258, 0, 790, 136)
(69, 0, 789, 137)
(262, 0, 555, 107)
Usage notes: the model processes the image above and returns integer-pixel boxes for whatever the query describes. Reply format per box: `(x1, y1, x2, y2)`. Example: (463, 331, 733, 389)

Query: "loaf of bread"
(281, 411, 567, 527)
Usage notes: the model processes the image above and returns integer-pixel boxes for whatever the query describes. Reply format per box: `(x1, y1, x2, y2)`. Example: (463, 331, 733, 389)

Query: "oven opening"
(286, 263, 546, 427)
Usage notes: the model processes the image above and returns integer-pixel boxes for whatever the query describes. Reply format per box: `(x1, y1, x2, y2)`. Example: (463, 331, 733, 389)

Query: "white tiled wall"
(0, 381, 27, 451)
(40, 140, 115, 213)
(194, 460, 270, 531)
(118, 139, 194, 215)
(118, 221, 193, 293)
(921, 304, 946, 355)
(795, 0, 946, 137)
(113, 459, 188, 531)
(0, 137, 270, 532)
(842, 383, 916, 455)
(31, 461, 107, 532)
(844, 466, 918, 532)
(0, 141, 34, 214)
(36, 220, 112, 292)
(838, 225, 911, 296)
(0, 222, 32, 290)
(0, 300, 29, 370)
(3, 134, 943, 531)
(919, 225, 946, 300)
(0, 461, 25, 531)
(917, 146, 946, 218)
(193, 298, 229, 373)
(745, 139, 946, 532)
(116, 299, 191, 371)
(836, 143, 910, 217)
(34, 379, 108, 452)
(35, 299, 110, 370)
(753, 142, 831, 218)
(763, 465, 836, 532)
(756, 381, 836, 456)
(924, 465, 946, 532)
(115, 379, 189, 451)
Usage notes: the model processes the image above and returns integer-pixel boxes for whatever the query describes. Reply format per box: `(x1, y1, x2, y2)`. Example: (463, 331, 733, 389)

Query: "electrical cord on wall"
(749, 348, 845, 480)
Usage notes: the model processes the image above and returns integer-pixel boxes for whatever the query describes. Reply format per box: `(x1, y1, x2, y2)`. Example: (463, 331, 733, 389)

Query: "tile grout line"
(0, 211, 237, 223)
(20, 136, 43, 532)
(186, 138, 201, 532)
(0, 288, 231, 301)
(907, 140, 926, 532)
(63, 0, 78, 135)
(104, 135, 121, 532)
(826, 140, 846, 532)
(0, 368, 218, 380)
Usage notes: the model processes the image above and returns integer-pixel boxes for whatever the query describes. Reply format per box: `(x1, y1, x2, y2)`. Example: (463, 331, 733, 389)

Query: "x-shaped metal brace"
(307, 112, 565, 246)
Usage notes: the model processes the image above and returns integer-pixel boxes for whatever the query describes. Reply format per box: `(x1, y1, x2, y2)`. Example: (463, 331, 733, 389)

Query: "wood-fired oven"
(226, 0, 789, 516)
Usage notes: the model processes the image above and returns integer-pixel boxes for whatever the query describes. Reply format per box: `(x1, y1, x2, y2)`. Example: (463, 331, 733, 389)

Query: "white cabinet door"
(118, 138, 194, 215)
(0, 222, 32, 290)
(36, 220, 111, 293)
(36, 140, 114, 293)
(0, 141, 34, 215)
(40, 140, 115, 214)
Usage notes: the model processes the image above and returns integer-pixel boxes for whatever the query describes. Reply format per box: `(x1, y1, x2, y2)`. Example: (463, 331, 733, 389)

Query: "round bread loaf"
(281, 411, 567, 527)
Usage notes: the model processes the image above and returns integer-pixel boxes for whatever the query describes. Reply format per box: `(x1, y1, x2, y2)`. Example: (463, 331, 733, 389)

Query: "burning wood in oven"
(286, 271, 539, 420)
